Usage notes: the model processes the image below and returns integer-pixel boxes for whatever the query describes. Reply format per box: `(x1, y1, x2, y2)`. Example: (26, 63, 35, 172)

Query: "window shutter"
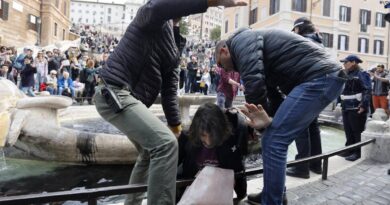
(339, 6, 342, 21)
(380, 41, 384, 55)
(374, 40, 378, 54)
(359, 10, 363, 24)
(346, 36, 349, 50)
(338, 35, 341, 50)
(330, 34, 334, 48)
(365, 38, 369, 53)
(367, 11, 371, 25)
(382, 14, 386, 27)
(358, 38, 361, 52)
(1, 1, 9, 21)
(347, 7, 351, 22)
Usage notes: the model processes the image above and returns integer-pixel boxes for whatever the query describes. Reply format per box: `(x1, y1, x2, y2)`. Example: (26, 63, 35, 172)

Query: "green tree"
(179, 20, 189, 36)
(210, 26, 221, 41)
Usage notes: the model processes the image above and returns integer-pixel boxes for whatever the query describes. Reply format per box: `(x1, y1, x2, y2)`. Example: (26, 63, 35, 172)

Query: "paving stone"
(337, 196, 356, 205)
(368, 196, 390, 205)
(326, 199, 344, 205)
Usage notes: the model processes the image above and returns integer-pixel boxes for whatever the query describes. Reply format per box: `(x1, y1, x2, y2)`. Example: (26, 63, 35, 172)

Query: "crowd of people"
(0, 44, 110, 105)
(71, 24, 120, 54)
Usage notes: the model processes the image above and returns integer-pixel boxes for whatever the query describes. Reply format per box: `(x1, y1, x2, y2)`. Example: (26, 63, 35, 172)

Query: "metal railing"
(0, 138, 376, 205)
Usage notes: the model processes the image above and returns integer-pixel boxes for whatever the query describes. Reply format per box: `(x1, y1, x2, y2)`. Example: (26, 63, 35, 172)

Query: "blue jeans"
(21, 86, 35, 97)
(217, 92, 233, 109)
(261, 71, 345, 205)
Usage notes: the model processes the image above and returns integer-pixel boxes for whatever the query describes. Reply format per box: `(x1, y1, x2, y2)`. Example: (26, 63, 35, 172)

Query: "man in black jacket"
(94, 0, 247, 204)
(216, 28, 346, 205)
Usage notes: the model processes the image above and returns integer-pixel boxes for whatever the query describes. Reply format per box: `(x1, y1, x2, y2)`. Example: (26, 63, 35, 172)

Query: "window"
(55, 0, 59, 8)
(108, 8, 111, 14)
(358, 38, 369, 53)
(63, 2, 67, 14)
(339, 6, 351, 22)
(86, 18, 88, 23)
(108, 16, 111, 22)
(63, 29, 65, 40)
(0, 0, 9, 21)
(54, 22, 58, 36)
(250, 8, 258, 25)
(225, 20, 228, 33)
(320, 32, 333, 48)
(235, 13, 239, 29)
(360, 9, 371, 25)
(130, 16, 133, 20)
(28, 14, 38, 31)
(376, 13, 386, 27)
(323, 0, 331, 17)
(269, 0, 279, 15)
(374, 40, 384, 55)
(338, 35, 349, 51)
(292, 0, 306, 12)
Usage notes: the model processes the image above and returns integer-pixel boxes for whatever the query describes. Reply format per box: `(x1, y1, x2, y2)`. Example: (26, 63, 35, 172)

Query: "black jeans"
(293, 117, 322, 172)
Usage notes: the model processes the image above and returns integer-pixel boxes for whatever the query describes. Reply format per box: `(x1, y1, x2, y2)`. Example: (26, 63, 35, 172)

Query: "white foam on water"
(0, 148, 7, 171)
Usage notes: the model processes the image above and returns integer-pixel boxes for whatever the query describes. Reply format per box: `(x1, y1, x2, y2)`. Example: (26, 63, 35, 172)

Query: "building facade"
(188, 7, 223, 40)
(0, 0, 71, 47)
(70, 0, 144, 36)
(222, 0, 390, 69)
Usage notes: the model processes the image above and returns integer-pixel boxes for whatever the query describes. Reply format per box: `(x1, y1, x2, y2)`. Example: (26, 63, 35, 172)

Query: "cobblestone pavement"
(285, 160, 390, 205)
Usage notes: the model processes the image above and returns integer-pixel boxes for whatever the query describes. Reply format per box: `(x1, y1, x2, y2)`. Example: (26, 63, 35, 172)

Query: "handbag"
(178, 166, 234, 205)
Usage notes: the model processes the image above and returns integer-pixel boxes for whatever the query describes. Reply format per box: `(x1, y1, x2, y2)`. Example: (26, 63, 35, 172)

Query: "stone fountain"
(362, 108, 390, 163)
(0, 78, 216, 164)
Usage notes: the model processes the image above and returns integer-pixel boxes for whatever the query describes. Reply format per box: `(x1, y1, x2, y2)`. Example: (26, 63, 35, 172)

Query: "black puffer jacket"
(100, 0, 207, 126)
(226, 28, 341, 107)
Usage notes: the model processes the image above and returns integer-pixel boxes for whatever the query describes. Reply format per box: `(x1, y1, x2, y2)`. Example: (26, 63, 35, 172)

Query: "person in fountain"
(93, 0, 247, 204)
(177, 103, 254, 203)
(215, 27, 347, 205)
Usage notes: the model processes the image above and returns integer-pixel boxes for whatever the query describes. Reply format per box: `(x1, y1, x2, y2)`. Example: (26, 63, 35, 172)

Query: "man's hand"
(357, 107, 365, 114)
(240, 103, 271, 130)
(173, 18, 181, 27)
(208, 0, 248, 8)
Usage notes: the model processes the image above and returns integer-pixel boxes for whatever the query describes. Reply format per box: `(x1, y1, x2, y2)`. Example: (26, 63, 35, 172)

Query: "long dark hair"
(188, 103, 232, 147)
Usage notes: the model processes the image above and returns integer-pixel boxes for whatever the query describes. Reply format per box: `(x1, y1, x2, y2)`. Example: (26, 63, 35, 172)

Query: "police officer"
(340, 55, 371, 161)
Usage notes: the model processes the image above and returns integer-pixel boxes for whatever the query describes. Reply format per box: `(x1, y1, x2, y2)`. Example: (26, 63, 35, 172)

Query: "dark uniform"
(340, 67, 371, 159)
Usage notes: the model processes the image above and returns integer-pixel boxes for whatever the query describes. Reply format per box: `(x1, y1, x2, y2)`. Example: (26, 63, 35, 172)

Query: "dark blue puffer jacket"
(226, 28, 342, 107)
(100, 0, 208, 126)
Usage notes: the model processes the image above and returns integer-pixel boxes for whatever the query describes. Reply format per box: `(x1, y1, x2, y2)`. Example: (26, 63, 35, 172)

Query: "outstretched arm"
(134, 0, 247, 30)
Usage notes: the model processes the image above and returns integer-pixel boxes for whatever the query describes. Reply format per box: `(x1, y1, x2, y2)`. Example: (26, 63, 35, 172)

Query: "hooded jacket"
(100, 0, 207, 126)
(226, 28, 341, 107)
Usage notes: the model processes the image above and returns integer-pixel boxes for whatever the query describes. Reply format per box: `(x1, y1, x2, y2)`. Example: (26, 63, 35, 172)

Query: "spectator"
(45, 70, 58, 95)
(58, 71, 75, 98)
(34, 51, 48, 91)
(216, 66, 243, 109)
(200, 66, 211, 95)
(20, 56, 36, 97)
(73, 77, 85, 103)
(0, 64, 14, 83)
(186, 56, 198, 93)
(370, 64, 389, 114)
(82, 59, 97, 105)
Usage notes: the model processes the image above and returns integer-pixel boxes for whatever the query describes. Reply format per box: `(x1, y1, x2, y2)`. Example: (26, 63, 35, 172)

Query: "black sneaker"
(310, 166, 322, 175)
(345, 153, 360, 161)
(247, 192, 288, 205)
(286, 167, 310, 179)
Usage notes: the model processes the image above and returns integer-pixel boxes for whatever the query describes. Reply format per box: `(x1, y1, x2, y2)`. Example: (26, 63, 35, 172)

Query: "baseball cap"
(292, 17, 312, 31)
(340, 55, 363, 64)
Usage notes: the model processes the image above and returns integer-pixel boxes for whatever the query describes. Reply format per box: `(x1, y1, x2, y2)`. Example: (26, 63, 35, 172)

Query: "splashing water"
(0, 148, 6, 171)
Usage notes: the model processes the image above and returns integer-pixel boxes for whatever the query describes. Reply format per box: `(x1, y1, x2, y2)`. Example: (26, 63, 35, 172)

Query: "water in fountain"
(0, 148, 6, 171)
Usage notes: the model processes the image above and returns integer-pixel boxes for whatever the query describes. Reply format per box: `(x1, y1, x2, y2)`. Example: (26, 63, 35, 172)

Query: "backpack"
(13, 54, 25, 70)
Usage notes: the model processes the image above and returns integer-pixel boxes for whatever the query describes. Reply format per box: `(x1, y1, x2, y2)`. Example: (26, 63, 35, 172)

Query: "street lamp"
(35, 17, 42, 46)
